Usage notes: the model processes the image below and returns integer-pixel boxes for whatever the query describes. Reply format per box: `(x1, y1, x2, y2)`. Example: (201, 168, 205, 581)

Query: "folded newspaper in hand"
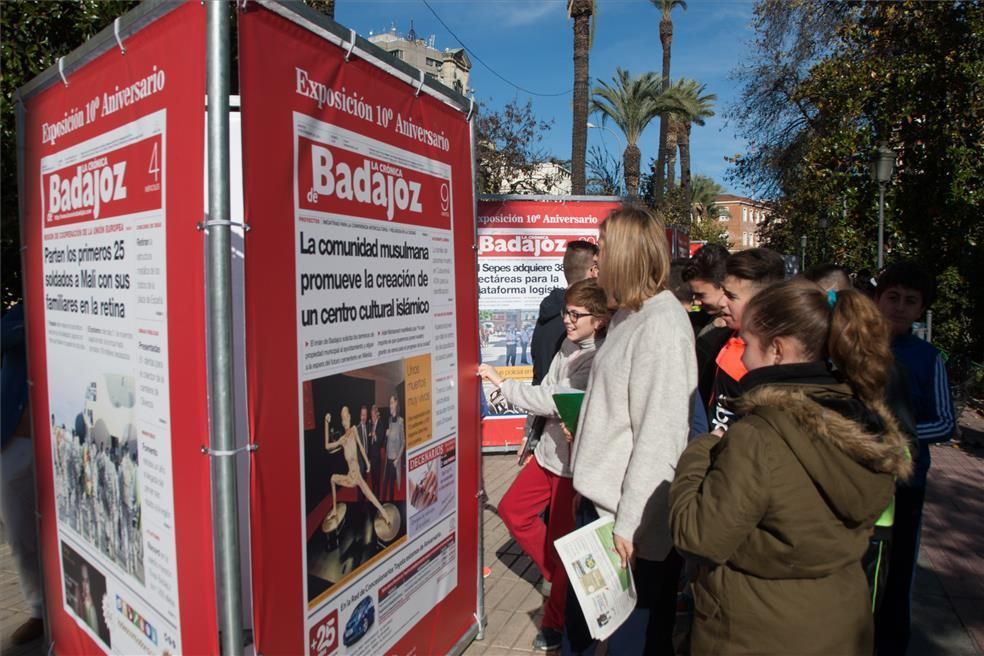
(554, 515, 636, 640)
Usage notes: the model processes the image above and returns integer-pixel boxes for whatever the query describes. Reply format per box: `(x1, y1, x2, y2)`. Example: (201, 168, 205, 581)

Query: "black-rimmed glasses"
(563, 310, 595, 322)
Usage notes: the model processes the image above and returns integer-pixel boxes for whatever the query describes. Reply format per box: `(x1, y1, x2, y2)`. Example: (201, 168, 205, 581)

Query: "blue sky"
(338, 0, 759, 195)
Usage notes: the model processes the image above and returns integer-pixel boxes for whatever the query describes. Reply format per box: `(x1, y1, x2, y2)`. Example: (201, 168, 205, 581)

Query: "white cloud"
(498, 2, 561, 27)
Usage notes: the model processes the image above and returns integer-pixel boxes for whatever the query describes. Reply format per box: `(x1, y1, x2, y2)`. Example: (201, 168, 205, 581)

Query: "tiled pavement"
(465, 423, 984, 656)
(3, 420, 983, 655)
(0, 542, 43, 656)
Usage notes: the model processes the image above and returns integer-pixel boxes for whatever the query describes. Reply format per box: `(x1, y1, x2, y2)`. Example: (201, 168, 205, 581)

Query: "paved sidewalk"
(3, 422, 982, 655)
(466, 428, 984, 655)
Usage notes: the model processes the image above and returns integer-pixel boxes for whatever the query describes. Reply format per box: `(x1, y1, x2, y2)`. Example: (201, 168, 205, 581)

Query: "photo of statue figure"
(303, 360, 409, 605)
(323, 406, 396, 532)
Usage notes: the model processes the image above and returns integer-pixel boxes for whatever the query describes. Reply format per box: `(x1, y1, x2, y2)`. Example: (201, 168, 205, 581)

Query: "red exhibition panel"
(239, 5, 480, 655)
(476, 197, 620, 450)
(18, 3, 216, 655)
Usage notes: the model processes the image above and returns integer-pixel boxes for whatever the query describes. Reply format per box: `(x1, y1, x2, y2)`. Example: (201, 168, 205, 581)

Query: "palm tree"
(651, 0, 687, 202)
(665, 116, 681, 189)
(568, 0, 595, 194)
(689, 174, 724, 221)
(590, 69, 685, 196)
(671, 79, 716, 198)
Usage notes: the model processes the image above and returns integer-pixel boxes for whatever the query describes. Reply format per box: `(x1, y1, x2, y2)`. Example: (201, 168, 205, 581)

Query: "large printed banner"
(477, 197, 619, 450)
(239, 5, 480, 655)
(18, 4, 216, 655)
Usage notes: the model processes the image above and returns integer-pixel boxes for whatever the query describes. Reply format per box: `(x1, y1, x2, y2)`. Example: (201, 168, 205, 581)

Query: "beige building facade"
(369, 26, 471, 96)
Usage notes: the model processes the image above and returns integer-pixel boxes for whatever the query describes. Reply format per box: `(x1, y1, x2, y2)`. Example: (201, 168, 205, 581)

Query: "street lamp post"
(586, 121, 625, 149)
(871, 142, 895, 270)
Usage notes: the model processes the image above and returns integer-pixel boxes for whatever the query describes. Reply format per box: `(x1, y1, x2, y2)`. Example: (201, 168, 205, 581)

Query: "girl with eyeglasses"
(479, 278, 611, 652)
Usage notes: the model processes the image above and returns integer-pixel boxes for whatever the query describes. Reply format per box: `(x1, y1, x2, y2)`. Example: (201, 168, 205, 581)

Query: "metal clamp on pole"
(197, 218, 251, 232)
(201, 444, 259, 458)
(57, 57, 69, 87)
(114, 17, 127, 54)
(344, 28, 357, 62)
(415, 69, 425, 97)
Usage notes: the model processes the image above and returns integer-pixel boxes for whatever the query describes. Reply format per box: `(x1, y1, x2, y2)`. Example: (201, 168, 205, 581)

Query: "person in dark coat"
(671, 281, 912, 656)
(1, 303, 44, 644)
(530, 240, 598, 385)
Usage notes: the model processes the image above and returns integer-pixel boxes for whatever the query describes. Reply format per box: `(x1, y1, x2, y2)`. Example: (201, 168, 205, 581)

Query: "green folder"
(553, 390, 586, 436)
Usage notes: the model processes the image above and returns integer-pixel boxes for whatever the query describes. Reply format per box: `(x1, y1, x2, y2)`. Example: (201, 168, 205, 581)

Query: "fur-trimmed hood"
(735, 384, 912, 524)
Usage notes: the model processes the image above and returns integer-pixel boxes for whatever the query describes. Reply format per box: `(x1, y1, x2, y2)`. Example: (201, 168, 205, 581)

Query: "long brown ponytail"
(744, 281, 893, 404)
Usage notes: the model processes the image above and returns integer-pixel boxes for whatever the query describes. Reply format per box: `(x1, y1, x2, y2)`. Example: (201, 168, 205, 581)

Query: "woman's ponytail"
(827, 289, 893, 404)
(744, 282, 894, 403)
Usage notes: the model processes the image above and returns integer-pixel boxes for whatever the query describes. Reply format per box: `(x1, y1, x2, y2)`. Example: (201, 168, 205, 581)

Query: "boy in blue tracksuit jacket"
(874, 262, 956, 655)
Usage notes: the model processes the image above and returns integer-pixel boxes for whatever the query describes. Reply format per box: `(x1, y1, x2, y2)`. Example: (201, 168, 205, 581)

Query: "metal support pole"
(471, 117, 487, 642)
(877, 183, 885, 271)
(206, 2, 244, 655)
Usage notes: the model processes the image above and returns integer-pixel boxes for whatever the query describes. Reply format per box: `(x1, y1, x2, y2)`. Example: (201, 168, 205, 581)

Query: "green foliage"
(731, 0, 984, 359)
(475, 99, 560, 194)
(2, 0, 139, 307)
(590, 69, 665, 147)
(585, 146, 624, 196)
(591, 68, 697, 195)
(687, 176, 731, 247)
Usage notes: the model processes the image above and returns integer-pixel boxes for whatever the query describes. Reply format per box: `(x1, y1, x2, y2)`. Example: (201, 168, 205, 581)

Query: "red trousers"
(498, 456, 575, 630)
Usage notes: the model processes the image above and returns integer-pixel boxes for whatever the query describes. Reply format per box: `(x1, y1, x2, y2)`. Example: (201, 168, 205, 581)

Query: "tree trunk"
(570, 0, 592, 195)
(665, 119, 679, 189)
(655, 17, 673, 202)
(679, 122, 692, 199)
(624, 143, 642, 197)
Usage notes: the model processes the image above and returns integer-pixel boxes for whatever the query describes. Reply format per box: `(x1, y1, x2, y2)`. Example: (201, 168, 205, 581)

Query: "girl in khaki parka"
(670, 281, 912, 656)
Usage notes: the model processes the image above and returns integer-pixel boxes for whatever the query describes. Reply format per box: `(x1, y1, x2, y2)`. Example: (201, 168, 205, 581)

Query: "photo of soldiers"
(50, 375, 144, 583)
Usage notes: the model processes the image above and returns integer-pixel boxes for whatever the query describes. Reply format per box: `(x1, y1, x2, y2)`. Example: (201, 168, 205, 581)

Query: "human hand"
(571, 492, 582, 517)
(613, 533, 634, 569)
(561, 423, 574, 444)
(325, 413, 331, 425)
(712, 427, 726, 438)
(478, 363, 503, 387)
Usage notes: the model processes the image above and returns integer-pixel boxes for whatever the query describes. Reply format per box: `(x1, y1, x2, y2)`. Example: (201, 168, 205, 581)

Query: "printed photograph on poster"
(406, 438, 456, 535)
(478, 309, 537, 419)
(304, 360, 410, 605)
(49, 370, 144, 583)
(61, 541, 112, 649)
(478, 309, 538, 368)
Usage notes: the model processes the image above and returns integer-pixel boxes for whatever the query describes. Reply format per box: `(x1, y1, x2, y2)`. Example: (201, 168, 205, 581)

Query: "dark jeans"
(875, 482, 926, 655)
(562, 498, 683, 655)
